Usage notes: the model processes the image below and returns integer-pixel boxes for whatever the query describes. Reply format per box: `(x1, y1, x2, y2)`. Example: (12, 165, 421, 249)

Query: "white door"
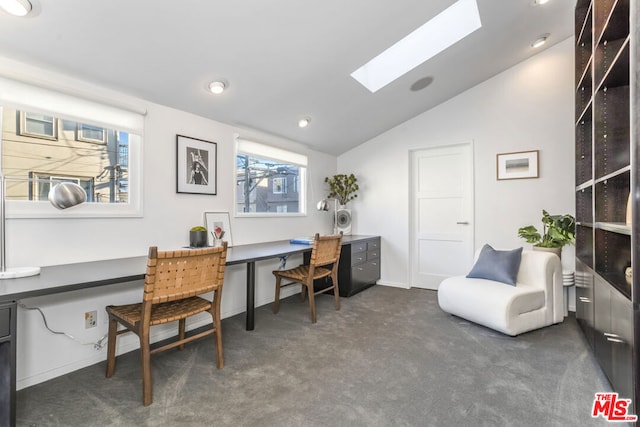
(410, 144, 474, 289)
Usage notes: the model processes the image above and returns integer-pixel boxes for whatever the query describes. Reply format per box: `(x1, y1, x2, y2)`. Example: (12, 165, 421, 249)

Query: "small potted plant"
(324, 173, 359, 206)
(189, 226, 208, 247)
(517, 210, 576, 258)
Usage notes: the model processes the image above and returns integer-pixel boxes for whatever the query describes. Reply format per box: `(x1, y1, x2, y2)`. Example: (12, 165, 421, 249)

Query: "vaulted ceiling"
(0, 0, 575, 155)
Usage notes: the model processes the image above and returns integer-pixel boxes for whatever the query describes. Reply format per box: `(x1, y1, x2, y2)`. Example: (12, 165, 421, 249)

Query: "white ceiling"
(0, 0, 575, 155)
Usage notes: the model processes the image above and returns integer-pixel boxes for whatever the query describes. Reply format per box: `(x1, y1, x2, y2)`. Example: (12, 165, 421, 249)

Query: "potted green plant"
(517, 210, 575, 258)
(189, 226, 208, 247)
(324, 173, 359, 206)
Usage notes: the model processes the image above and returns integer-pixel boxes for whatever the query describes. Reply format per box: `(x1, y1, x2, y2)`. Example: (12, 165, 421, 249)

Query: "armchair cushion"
(466, 244, 523, 286)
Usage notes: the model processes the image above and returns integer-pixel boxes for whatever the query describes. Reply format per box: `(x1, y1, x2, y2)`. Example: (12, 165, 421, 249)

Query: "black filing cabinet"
(0, 301, 16, 426)
(337, 237, 380, 297)
(306, 236, 381, 297)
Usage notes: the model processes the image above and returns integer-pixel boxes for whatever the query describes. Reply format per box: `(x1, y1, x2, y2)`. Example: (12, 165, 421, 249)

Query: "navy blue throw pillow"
(466, 244, 523, 286)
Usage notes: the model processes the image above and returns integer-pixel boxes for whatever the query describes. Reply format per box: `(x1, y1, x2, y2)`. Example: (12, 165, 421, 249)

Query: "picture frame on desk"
(204, 212, 233, 247)
(176, 135, 217, 195)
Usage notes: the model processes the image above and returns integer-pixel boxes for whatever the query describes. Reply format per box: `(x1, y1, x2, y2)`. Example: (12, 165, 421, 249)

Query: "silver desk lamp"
(317, 198, 338, 234)
(0, 179, 86, 279)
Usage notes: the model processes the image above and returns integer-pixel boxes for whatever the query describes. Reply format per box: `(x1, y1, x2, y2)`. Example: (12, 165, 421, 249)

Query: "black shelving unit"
(574, 0, 637, 412)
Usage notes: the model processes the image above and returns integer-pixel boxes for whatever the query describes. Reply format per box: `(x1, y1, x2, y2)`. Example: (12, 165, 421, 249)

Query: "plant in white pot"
(517, 210, 575, 258)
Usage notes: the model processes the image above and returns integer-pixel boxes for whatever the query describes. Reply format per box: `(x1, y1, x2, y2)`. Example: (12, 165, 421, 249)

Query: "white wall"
(339, 38, 576, 290)
(1, 59, 337, 389)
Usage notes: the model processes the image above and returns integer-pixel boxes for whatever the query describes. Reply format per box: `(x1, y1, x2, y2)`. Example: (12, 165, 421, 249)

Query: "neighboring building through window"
(0, 75, 144, 217)
(235, 139, 307, 215)
(2, 108, 133, 206)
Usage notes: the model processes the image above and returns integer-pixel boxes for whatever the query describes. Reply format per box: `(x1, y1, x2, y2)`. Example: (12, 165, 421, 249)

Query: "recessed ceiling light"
(0, 0, 32, 16)
(208, 81, 226, 95)
(531, 34, 549, 48)
(298, 118, 311, 128)
(351, 0, 482, 93)
(533, 0, 550, 5)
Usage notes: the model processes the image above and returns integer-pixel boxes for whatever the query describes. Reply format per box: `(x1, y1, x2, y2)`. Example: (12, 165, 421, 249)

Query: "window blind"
(236, 137, 308, 167)
(0, 76, 145, 134)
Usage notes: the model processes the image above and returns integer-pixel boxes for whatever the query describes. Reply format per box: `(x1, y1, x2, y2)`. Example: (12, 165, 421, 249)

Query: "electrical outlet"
(85, 311, 97, 329)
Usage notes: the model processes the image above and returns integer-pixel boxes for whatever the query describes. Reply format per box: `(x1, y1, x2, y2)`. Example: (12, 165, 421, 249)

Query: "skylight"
(351, 0, 482, 93)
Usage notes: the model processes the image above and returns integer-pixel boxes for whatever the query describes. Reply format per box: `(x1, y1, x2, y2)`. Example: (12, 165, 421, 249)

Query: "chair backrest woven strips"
(309, 233, 342, 267)
(143, 244, 227, 304)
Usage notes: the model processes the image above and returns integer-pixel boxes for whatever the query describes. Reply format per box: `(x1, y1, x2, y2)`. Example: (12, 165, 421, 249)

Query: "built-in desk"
(0, 234, 379, 426)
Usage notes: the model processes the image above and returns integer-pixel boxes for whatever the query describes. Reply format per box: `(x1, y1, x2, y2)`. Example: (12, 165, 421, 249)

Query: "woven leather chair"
(272, 233, 342, 323)
(105, 243, 228, 406)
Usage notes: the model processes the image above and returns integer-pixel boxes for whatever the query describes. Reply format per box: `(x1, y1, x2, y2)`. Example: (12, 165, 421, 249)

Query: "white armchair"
(437, 249, 564, 336)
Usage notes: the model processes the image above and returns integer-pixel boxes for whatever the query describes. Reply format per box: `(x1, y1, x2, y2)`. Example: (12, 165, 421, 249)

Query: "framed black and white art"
(496, 150, 539, 180)
(176, 135, 217, 195)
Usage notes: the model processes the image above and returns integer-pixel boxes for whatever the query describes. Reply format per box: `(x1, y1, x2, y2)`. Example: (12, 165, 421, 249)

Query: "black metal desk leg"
(246, 262, 255, 330)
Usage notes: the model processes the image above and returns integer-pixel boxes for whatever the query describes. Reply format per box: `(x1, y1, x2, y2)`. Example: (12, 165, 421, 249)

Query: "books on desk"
(290, 237, 315, 245)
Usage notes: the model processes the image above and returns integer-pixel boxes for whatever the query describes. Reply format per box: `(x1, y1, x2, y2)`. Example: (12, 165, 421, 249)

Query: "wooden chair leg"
(105, 316, 118, 378)
(300, 284, 307, 302)
(307, 283, 317, 323)
(140, 331, 152, 406)
(273, 276, 282, 314)
(213, 290, 224, 369)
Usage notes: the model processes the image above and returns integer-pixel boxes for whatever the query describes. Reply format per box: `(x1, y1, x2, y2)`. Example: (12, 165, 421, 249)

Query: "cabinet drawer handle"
(606, 337, 625, 344)
(604, 332, 619, 338)
(579, 297, 591, 303)
(357, 267, 364, 271)
(371, 262, 377, 266)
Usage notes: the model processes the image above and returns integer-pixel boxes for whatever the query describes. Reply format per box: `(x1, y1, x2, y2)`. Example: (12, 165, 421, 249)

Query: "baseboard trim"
(375, 280, 409, 289)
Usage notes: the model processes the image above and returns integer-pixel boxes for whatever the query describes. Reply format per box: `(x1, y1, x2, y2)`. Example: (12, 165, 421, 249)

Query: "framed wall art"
(176, 135, 217, 195)
(204, 211, 233, 247)
(496, 150, 539, 180)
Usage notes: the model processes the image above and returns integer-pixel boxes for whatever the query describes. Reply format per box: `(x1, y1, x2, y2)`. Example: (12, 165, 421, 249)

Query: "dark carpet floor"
(17, 285, 618, 426)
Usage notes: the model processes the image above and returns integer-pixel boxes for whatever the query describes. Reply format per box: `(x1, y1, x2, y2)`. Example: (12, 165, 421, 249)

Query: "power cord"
(18, 302, 108, 350)
(279, 255, 288, 270)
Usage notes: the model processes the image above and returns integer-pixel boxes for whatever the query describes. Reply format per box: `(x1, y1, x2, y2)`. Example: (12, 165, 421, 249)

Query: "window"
(19, 112, 57, 139)
(4, 109, 134, 208)
(235, 138, 307, 216)
(273, 177, 287, 194)
(30, 173, 95, 202)
(0, 76, 144, 218)
(77, 123, 106, 143)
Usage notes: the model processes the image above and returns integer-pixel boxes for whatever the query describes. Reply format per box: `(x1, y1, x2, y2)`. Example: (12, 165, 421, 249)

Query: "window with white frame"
(235, 138, 307, 215)
(30, 173, 95, 202)
(0, 76, 144, 217)
(77, 123, 106, 144)
(273, 177, 287, 194)
(19, 112, 57, 140)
